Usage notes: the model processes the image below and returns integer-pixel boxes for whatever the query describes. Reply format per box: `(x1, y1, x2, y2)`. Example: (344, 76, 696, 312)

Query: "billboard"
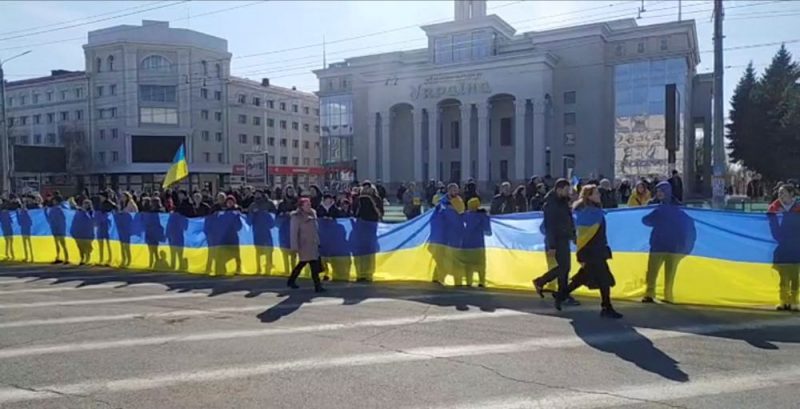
(243, 152, 268, 186)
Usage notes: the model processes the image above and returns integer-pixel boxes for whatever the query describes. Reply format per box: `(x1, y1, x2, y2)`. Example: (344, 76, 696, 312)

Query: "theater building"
(315, 0, 713, 194)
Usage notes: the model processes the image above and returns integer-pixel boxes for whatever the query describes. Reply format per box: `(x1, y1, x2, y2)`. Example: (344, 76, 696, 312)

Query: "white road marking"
(0, 280, 218, 295)
(417, 366, 800, 409)
(0, 309, 526, 359)
(0, 293, 206, 309)
(0, 273, 168, 286)
(0, 317, 798, 404)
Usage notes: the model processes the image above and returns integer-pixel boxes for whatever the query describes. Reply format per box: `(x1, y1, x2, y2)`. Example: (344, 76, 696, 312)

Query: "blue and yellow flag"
(162, 145, 189, 189)
(575, 206, 604, 252)
(571, 175, 581, 191)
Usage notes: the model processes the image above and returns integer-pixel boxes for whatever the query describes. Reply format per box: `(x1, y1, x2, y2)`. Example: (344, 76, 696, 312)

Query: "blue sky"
(1, 0, 799, 109)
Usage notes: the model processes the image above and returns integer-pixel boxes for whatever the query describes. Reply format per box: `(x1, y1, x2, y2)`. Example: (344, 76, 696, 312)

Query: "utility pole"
(712, 0, 725, 208)
(0, 50, 32, 195)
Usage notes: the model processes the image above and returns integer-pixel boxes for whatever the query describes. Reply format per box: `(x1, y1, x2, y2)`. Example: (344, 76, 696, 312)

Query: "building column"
(460, 103, 472, 183)
(514, 99, 526, 181)
(532, 99, 547, 176)
(412, 108, 423, 183)
(381, 110, 391, 183)
(476, 102, 489, 183)
(367, 112, 378, 180)
(428, 107, 438, 181)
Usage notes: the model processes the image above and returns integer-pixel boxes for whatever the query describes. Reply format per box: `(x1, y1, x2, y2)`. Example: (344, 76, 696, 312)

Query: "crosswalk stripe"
(0, 280, 220, 295)
(0, 316, 798, 404)
(414, 365, 800, 409)
(0, 293, 206, 309)
(0, 292, 477, 329)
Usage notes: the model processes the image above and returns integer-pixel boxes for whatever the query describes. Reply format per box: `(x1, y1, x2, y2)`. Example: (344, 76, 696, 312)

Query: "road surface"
(0, 262, 798, 408)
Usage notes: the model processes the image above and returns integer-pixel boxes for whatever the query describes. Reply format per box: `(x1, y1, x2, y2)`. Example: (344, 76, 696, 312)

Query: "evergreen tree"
(726, 63, 760, 172)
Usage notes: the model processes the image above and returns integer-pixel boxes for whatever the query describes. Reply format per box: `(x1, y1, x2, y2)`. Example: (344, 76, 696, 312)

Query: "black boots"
(601, 305, 623, 319)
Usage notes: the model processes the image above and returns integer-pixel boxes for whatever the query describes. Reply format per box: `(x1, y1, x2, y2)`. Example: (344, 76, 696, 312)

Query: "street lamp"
(0, 50, 33, 194)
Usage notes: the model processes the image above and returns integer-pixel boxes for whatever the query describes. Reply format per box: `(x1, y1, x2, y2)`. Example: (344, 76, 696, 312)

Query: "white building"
(315, 0, 713, 195)
(4, 20, 320, 194)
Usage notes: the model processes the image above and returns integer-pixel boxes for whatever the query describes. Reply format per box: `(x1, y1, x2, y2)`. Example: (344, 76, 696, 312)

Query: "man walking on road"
(533, 179, 579, 306)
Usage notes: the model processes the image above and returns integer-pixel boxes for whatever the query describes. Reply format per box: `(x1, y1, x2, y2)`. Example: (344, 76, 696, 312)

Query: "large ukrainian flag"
(162, 144, 189, 189)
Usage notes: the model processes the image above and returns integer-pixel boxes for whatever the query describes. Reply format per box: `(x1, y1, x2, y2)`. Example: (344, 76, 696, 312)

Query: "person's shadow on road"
(256, 290, 315, 323)
(569, 311, 689, 382)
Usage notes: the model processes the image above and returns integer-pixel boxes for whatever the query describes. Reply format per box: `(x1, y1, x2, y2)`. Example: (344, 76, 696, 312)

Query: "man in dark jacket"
(463, 179, 479, 204)
(317, 194, 342, 218)
(490, 182, 515, 215)
(669, 170, 684, 203)
(175, 190, 194, 217)
(533, 179, 578, 305)
(248, 189, 277, 214)
(99, 191, 117, 213)
(424, 180, 437, 208)
(375, 180, 387, 204)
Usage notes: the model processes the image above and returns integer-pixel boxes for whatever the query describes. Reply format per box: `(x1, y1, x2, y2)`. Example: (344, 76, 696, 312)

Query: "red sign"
(232, 164, 246, 176)
(269, 166, 326, 176)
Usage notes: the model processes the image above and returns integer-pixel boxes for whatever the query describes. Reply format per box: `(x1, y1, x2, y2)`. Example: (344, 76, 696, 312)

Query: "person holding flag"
(162, 145, 189, 190)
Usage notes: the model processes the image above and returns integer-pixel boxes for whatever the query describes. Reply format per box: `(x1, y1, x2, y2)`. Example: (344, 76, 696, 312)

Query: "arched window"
(201, 60, 208, 76)
(141, 55, 172, 72)
(107, 55, 114, 71)
(95, 57, 102, 73)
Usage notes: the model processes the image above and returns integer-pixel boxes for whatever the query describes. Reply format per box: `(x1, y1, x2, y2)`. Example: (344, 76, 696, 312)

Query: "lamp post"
(0, 50, 32, 194)
(352, 155, 358, 183)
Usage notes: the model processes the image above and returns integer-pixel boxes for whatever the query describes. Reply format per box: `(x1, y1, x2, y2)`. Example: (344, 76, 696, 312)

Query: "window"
(46, 91, 52, 101)
(215, 132, 223, 142)
(314, 125, 320, 133)
(239, 134, 247, 144)
(201, 110, 209, 120)
(304, 107, 309, 115)
(564, 91, 576, 105)
(75, 88, 82, 98)
(472, 31, 492, 59)
(140, 107, 178, 124)
(564, 132, 576, 146)
(60, 112, 68, 121)
(20, 116, 27, 125)
(253, 116, 261, 126)
(268, 155, 275, 164)
(204, 152, 211, 162)
(34, 134, 42, 144)
(268, 137, 275, 146)
(280, 120, 287, 129)
(201, 88, 208, 99)
(47, 113, 54, 124)
(107, 55, 114, 71)
(314, 108, 319, 116)
(564, 112, 576, 126)
(500, 117, 512, 146)
(254, 135, 262, 145)
(292, 104, 298, 113)
(268, 100, 274, 109)
(110, 84, 117, 96)
(341, 79, 348, 88)
(303, 141, 310, 149)
(450, 161, 461, 183)
(99, 129, 106, 140)
(280, 102, 286, 111)
(139, 85, 177, 102)
(615, 44, 624, 57)
(112, 128, 118, 139)
(112, 151, 119, 162)
(202, 60, 208, 76)
(98, 152, 105, 164)
(61, 90, 67, 100)
(217, 153, 224, 163)
(292, 157, 299, 165)
(76, 110, 83, 120)
(660, 38, 669, 51)
(253, 97, 261, 106)
(500, 160, 509, 181)
(33, 114, 41, 124)
(20, 95, 26, 105)
(280, 156, 288, 165)
(450, 121, 460, 149)
(19, 134, 28, 144)
(215, 63, 222, 79)
(303, 158, 310, 166)
(237, 94, 246, 104)
(96, 86, 104, 97)
(292, 121, 299, 130)
(32, 94, 39, 104)
(141, 55, 172, 72)
(267, 118, 274, 128)
(46, 133, 56, 144)
(292, 140, 299, 148)
(202, 131, 210, 141)
(96, 57, 102, 73)
(453, 33, 470, 62)
(303, 123, 310, 132)
(280, 138, 287, 147)
(110, 107, 117, 118)
(215, 112, 222, 121)
(315, 141, 320, 148)
(214, 90, 221, 100)
(435, 36, 452, 64)
(637, 42, 645, 53)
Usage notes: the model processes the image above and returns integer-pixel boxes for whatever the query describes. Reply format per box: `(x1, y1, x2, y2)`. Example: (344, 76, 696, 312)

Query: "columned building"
(316, 0, 712, 195)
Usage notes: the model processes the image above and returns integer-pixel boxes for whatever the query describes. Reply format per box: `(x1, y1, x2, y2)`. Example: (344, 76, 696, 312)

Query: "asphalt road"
(0, 262, 799, 409)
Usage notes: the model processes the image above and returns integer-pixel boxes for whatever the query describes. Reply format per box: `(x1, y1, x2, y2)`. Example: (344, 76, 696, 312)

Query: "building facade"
(4, 20, 320, 194)
(315, 0, 712, 194)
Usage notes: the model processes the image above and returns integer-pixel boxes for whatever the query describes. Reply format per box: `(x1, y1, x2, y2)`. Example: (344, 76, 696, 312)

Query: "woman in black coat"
(554, 184, 622, 318)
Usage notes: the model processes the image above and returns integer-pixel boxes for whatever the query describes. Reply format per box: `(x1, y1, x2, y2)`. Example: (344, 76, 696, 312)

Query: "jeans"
(535, 240, 571, 295)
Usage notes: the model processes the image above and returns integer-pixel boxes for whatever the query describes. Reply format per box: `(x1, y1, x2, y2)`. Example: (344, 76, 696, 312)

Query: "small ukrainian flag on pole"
(162, 144, 189, 189)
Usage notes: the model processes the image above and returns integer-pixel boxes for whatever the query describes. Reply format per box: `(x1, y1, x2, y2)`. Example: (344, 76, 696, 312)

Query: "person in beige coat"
(287, 197, 325, 292)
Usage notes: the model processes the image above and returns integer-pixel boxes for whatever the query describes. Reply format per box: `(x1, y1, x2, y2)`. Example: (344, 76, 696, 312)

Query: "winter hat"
(467, 198, 481, 211)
